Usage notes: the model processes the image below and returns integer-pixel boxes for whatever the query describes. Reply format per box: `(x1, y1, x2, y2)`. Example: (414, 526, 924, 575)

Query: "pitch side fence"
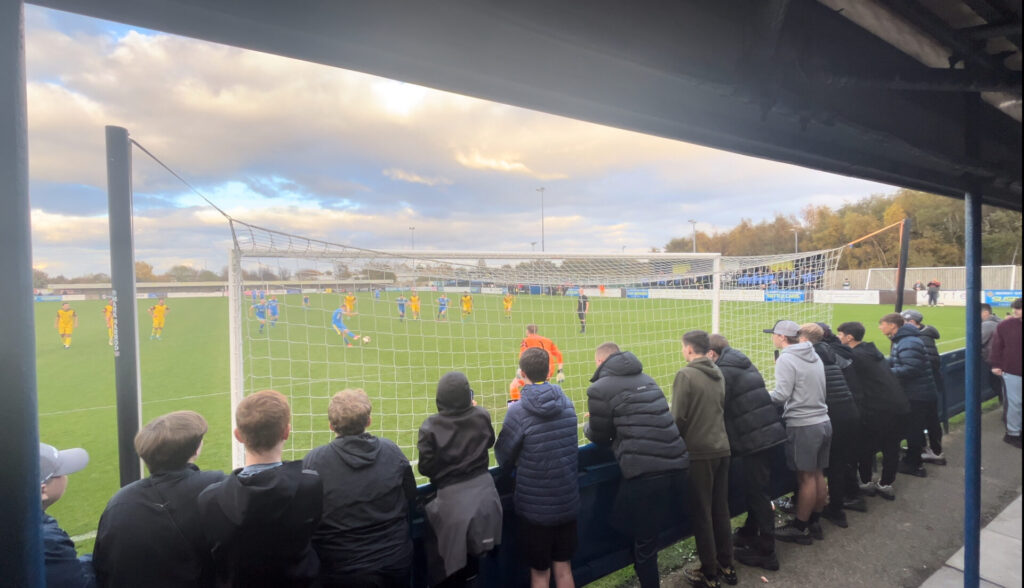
(407, 348, 995, 586)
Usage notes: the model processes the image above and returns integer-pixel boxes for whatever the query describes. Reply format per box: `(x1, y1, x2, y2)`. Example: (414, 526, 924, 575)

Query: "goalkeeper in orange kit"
(509, 324, 565, 403)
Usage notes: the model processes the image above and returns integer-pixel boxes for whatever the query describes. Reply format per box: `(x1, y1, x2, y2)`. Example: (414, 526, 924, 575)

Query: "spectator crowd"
(40, 298, 1021, 588)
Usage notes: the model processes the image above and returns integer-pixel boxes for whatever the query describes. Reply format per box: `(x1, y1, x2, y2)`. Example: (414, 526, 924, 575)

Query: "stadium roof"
(29, 0, 1024, 210)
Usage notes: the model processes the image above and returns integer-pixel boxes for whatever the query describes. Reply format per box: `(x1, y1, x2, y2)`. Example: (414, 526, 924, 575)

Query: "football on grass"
(362, 336, 371, 343)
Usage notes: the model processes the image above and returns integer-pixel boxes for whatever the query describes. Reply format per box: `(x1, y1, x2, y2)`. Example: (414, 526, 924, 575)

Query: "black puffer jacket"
(889, 324, 937, 402)
(584, 351, 689, 477)
(812, 342, 860, 423)
(825, 335, 864, 409)
(849, 341, 910, 415)
(917, 325, 942, 373)
(714, 346, 786, 456)
(418, 372, 495, 489)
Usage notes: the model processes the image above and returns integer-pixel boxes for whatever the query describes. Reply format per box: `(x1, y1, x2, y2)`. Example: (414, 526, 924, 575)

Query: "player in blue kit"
(267, 296, 280, 327)
(396, 295, 408, 321)
(331, 305, 360, 347)
(250, 301, 268, 334)
(302, 295, 310, 309)
(437, 295, 449, 321)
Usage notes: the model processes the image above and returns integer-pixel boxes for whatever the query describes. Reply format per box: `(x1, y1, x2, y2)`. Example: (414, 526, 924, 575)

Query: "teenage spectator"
(495, 347, 579, 588)
(671, 330, 735, 588)
(707, 334, 786, 572)
(926, 280, 941, 306)
(818, 322, 869, 508)
(94, 411, 225, 587)
(765, 320, 831, 545)
(585, 342, 689, 587)
(798, 323, 861, 528)
(40, 442, 95, 588)
(199, 390, 322, 587)
(418, 373, 502, 587)
(303, 388, 417, 588)
(901, 310, 946, 465)
(836, 322, 909, 500)
(879, 313, 936, 478)
(990, 298, 1022, 448)
(980, 304, 1004, 412)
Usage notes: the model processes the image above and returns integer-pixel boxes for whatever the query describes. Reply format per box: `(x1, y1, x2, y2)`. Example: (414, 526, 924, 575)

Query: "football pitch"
(35, 293, 970, 552)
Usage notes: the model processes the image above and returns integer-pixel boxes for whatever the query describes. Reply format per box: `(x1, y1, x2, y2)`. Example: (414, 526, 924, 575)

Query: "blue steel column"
(963, 192, 982, 588)
(106, 126, 143, 486)
(0, 0, 43, 585)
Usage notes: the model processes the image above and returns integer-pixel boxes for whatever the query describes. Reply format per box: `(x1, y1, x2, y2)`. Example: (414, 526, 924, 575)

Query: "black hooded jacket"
(713, 346, 786, 456)
(889, 324, 937, 402)
(812, 342, 860, 423)
(584, 351, 689, 478)
(418, 372, 496, 488)
(197, 461, 322, 587)
(849, 341, 911, 415)
(302, 433, 417, 581)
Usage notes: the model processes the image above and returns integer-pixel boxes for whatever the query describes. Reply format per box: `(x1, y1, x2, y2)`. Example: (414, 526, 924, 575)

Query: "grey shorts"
(785, 420, 833, 471)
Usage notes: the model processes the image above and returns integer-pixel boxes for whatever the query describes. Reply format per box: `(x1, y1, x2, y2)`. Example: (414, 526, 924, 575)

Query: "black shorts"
(518, 517, 578, 571)
(577, 312, 586, 321)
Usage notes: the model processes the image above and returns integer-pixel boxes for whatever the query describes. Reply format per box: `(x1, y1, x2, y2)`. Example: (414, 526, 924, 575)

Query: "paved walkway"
(920, 495, 1022, 587)
(660, 408, 1021, 587)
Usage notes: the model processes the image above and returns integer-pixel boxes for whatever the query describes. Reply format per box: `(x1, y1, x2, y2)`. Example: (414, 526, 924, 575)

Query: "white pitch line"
(70, 530, 97, 542)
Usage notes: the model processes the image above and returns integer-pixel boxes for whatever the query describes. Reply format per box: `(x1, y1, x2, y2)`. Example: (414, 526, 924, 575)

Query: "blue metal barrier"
(406, 347, 977, 586)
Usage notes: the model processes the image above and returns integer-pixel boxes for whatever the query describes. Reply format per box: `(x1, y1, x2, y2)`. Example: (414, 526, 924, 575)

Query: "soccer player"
(503, 292, 515, 319)
(577, 290, 590, 333)
(409, 293, 421, 320)
(148, 298, 169, 340)
(103, 301, 114, 346)
(460, 294, 473, 321)
(437, 295, 450, 321)
(267, 296, 280, 327)
(250, 300, 268, 334)
(396, 294, 408, 322)
(55, 302, 77, 349)
(513, 325, 565, 404)
(302, 295, 311, 309)
(331, 305, 360, 347)
(344, 292, 357, 315)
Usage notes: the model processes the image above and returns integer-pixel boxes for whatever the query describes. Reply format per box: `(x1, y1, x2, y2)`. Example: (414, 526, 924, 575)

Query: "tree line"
(664, 189, 1022, 269)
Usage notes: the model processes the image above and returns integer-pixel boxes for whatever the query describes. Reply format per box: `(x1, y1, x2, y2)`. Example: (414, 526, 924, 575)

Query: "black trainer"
(734, 546, 780, 571)
(822, 509, 849, 528)
(809, 521, 824, 540)
(842, 497, 868, 512)
(774, 521, 812, 545)
(898, 462, 928, 477)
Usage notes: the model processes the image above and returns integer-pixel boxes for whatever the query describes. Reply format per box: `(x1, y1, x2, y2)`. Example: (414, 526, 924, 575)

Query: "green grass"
(35, 294, 969, 561)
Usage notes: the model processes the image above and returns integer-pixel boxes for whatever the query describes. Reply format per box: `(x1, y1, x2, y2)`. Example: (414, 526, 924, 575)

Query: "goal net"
(228, 219, 844, 468)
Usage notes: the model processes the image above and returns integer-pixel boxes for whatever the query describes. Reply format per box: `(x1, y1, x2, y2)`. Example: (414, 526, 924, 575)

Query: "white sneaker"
(922, 447, 947, 465)
(859, 481, 877, 496)
(874, 482, 896, 500)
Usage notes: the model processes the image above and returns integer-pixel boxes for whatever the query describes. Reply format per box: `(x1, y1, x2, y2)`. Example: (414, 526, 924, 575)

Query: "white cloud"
(382, 168, 452, 187)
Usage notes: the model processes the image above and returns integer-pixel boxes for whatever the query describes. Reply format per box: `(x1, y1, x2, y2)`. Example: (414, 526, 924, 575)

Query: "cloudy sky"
(26, 6, 895, 277)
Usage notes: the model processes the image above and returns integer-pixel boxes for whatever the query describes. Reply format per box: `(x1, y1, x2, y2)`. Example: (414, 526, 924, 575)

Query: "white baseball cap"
(39, 443, 89, 484)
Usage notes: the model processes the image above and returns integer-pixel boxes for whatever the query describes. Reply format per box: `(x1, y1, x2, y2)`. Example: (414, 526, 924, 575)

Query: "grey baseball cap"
(901, 309, 924, 323)
(763, 320, 800, 337)
(39, 443, 89, 484)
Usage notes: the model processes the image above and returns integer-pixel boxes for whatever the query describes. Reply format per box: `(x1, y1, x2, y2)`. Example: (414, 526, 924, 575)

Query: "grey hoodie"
(769, 341, 829, 427)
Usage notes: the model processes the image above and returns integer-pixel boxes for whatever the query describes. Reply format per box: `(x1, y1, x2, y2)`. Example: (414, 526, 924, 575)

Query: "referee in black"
(577, 289, 590, 333)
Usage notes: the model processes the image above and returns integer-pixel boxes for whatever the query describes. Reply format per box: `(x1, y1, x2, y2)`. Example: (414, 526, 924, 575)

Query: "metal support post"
(894, 219, 912, 312)
(963, 191, 982, 588)
(0, 1, 43, 584)
(228, 248, 246, 469)
(711, 255, 722, 334)
(105, 126, 143, 486)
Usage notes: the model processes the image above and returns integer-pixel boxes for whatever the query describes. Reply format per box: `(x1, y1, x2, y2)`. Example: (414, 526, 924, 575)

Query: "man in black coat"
(707, 335, 786, 571)
(901, 309, 946, 465)
(879, 313, 936, 478)
(585, 342, 689, 587)
(837, 322, 909, 500)
(94, 411, 225, 588)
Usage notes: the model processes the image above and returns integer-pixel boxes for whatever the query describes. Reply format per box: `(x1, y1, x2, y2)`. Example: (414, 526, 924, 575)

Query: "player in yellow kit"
(409, 293, 421, 320)
(503, 292, 515, 319)
(460, 294, 473, 321)
(344, 292, 357, 315)
(148, 298, 169, 340)
(103, 301, 114, 345)
(55, 302, 78, 349)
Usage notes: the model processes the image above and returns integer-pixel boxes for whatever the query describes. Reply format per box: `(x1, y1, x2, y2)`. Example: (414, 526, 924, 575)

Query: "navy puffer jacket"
(714, 346, 787, 456)
(888, 324, 937, 402)
(495, 382, 579, 525)
(812, 342, 860, 423)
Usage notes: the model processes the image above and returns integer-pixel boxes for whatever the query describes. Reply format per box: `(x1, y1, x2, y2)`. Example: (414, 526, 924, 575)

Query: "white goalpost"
(227, 219, 844, 469)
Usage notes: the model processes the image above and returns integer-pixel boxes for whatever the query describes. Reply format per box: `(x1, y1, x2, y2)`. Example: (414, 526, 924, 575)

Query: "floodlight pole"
(537, 187, 546, 252)
(688, 219, 697, 253)
(105, 126, 143, 486)
(409, 226, 415, 250)
(792, 228, 799, 253)
(0, 1, 44, 584)
(894, 219, 911, 312)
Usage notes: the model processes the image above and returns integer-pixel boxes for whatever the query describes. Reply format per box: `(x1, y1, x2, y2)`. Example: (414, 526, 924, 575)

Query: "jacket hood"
(892, 324, 922, 342)
(329, 433, 381, 469)
(918, 325, 941, 340)
(715, 346, 752, 371)
(521, 382, 572, 418)
(591, 351, 643, 382)
(686, 356, 723, 380)
(218, 462, 306, 524)
(436, 371, 473, 413)
(781, 341, 820, 364)
(853, 341, 886, 360)
(812, 342, 837, 365)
